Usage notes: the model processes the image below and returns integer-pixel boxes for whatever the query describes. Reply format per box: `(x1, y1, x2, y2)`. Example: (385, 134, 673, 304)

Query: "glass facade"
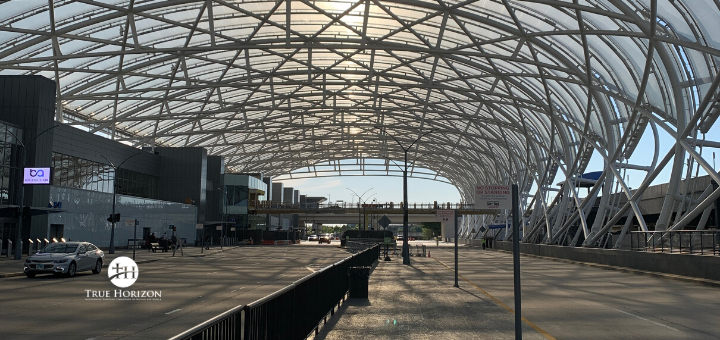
(48, 186, 197, 248)
(0, 121, 22, 205)
(225, 184, 249, 208)
(51, 152, 158, 199)
(224, 175, 268, 210)
(115, 168, 158, 199)
(223, 174, 268, 230)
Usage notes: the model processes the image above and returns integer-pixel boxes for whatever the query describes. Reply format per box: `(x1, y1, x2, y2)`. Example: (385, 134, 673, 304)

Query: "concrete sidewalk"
(0, 244, 242, 278)
(315, 254, 551, 340)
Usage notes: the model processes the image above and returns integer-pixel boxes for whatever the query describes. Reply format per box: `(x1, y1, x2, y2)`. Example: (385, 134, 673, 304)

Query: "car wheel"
(67, 262, 77, 277)
(91, 259, 102, 274)
(25, 273, 36, 278)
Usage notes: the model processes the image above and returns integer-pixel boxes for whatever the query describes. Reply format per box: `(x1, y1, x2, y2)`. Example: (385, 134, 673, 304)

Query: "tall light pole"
(102, 152, 142, 254)
(217, 187, 228, 249)
(346, 188, 374, 230)
(375, 126, 434, 265)
(8, 125, 59, 260)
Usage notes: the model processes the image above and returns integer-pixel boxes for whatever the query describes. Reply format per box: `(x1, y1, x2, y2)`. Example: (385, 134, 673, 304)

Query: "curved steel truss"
(1, 0, 720, 246)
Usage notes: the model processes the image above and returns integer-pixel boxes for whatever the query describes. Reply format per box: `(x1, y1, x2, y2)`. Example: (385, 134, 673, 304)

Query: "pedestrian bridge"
(250, 201, 494, 216)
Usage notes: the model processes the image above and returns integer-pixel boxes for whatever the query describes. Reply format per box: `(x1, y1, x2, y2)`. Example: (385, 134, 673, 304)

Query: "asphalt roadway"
(0, 243, 349, 340)
(426, 241, 720, 340)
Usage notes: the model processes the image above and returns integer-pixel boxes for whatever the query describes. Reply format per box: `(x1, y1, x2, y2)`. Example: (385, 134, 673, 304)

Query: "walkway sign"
(436, 210, 455, 227)
(475, 185, 512, 209)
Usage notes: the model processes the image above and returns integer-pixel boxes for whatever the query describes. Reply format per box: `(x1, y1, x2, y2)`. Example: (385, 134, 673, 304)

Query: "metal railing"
(628, 230, 720, 255)
(170, 244, 380, 340)
(346, 240, 379, 254)
(412, 244, 427, 257)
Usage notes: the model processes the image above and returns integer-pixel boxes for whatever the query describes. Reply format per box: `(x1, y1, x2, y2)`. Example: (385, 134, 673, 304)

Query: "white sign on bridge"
(436, 210, 455, 225)
(475, 185, 512, 210)
(437, 210, 455, 240)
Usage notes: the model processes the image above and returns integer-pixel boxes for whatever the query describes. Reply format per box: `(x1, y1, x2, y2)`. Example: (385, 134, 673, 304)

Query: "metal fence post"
(679, 232, 682, 253)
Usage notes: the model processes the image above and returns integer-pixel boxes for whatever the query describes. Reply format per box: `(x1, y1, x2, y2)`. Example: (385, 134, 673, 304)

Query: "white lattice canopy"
(2, 0, 720, 244)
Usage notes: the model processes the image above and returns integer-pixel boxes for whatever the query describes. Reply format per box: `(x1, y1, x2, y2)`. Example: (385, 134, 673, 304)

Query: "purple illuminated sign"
(23, 167, 51, 185)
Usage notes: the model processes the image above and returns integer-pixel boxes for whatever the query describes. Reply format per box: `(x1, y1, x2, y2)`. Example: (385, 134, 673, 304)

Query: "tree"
(420, 222, 441, 240)
(321, 225, 344, 234)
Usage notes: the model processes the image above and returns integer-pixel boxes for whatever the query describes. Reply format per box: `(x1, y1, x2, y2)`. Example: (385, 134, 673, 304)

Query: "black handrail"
(170, 245, 380, 340)
(169, 303, 246, 340)
(623, 230, 719, 255)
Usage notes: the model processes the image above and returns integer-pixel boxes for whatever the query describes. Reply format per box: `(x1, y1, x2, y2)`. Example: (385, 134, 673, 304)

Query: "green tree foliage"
(420, 222, 441, 240)
(320, 225, 346, 234)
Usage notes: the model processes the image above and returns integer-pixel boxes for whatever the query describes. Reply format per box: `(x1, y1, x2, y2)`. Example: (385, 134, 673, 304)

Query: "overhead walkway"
(251, 201, 494, 216)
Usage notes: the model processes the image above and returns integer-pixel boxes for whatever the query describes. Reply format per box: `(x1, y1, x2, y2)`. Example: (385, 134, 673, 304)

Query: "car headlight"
(53, 259, 69, 263)
(25, 259, 31, 263)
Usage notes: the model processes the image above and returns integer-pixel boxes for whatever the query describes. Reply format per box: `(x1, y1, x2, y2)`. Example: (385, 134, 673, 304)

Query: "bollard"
(36, 239, 42, 251)
(7, 240, 12, 258)
(28, 239, 34, 256)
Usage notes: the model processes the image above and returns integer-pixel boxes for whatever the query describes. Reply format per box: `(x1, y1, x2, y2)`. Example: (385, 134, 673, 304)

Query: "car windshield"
(40, 244, 79, 253)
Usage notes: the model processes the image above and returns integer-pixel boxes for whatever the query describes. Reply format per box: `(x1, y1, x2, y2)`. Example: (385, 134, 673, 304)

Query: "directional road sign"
(378, 215, 391, 229)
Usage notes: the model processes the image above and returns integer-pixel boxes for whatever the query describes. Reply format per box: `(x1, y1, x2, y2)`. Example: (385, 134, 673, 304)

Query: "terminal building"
(0, 76, 304, 252)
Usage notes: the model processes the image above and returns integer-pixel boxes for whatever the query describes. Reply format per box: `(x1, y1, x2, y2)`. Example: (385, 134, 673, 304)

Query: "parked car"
(319, 234, 332, 244)
(308, 234, 319, 241)
(24, 242, 104, 278)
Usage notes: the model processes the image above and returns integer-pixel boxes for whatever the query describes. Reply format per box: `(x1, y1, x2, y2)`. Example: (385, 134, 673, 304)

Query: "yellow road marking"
(432, 257, 556, 340)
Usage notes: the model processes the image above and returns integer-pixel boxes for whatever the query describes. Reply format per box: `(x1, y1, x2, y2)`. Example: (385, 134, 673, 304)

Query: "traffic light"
(107, 213, 120, 223)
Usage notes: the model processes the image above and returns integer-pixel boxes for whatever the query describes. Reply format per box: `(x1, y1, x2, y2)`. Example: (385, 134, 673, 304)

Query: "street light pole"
(375, 126, 434, 265)
(346, 188, 374, 230)
(217, 186, 227, 249)
(9, 125, 59, 260)
(102, 152, 142, 254)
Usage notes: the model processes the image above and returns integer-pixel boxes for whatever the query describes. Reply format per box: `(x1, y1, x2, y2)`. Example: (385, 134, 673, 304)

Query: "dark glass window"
(51, 152, 158, 199)
(0, 122, 23, 205)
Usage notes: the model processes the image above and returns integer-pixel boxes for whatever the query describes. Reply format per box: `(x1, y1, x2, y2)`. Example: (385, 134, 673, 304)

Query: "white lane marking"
(306, 267, 315, 273)
(165, 309, 182, 315)
(613, 308, 679, 331)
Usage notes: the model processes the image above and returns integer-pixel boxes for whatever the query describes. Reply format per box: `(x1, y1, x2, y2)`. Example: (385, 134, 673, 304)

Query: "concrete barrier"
(493, 241, 720, 282)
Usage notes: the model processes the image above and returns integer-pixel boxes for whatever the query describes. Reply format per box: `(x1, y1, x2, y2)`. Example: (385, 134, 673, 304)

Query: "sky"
(274, 175, 461, 205)
(271, 116, 720, 208)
